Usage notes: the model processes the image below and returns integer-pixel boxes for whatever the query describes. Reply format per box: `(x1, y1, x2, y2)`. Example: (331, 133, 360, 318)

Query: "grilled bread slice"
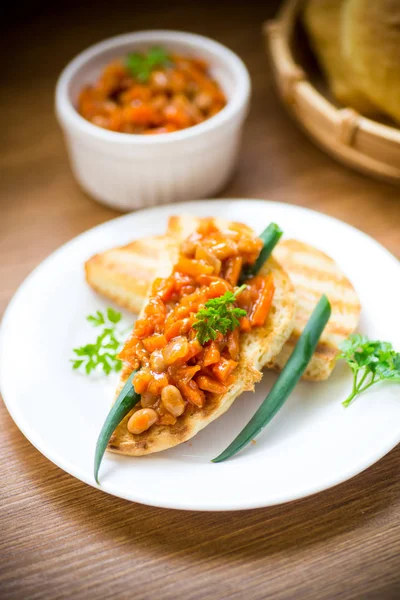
(167, 214, 255, 240)
(85, 235, 170, 314)
(270, 239, 360, 380)
(85, 215, 254, 314)
(107, 219, 296, 456)
(85, 217, 361, 382)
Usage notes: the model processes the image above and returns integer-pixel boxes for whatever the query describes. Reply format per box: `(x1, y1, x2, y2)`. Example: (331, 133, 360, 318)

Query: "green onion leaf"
(239, 223, 283, 283)
(212, 294, 331, 462)
(94, 370, 140, 484)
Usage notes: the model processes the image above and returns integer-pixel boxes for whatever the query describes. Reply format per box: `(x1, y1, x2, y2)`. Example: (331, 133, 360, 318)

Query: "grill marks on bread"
(270, 239, 361, 380)
(85, 220, 361, 385)
(85, 235, 171, 314)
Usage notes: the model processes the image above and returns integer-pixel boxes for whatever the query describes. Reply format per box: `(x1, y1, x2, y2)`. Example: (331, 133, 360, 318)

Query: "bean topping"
(117, 218, 275, 435)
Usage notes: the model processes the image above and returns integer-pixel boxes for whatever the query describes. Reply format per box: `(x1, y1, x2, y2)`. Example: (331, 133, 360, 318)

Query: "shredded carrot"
(250, 274, 275, 327)
(153, 278, 175, 302)
(174, 257, 214, 277)
(142, 334, 167, 353)
(196, 375, 227, 395)
(224, 256, 243, 286)
(212, 357, 238, 382)
(203, 341, 221, 366)
(182, 339, 203, 362)
(165, 317, 193, 341)
(132, 318, 154, 339)
(171, 364, 201, 384)
(239, 316, 251, 332)
(177, 380, 205, 407)
(227, 329, 240, 361)
(133, 370, 152, 394)
(147, 373, 169, 396)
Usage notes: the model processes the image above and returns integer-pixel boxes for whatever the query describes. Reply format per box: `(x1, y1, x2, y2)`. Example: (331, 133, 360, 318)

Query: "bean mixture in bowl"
(77, 47, 227, 134)
(119, 219, 276, 436)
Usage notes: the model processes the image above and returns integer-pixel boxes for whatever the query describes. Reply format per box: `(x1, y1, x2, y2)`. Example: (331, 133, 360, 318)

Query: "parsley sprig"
(193, 285, 248, 345)
(126, 46, 171, 82)
(339, 334, 400, 406)
(71, 308, 127, 376)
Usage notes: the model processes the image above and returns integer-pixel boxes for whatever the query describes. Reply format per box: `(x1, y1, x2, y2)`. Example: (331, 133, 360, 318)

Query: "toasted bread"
(107, 219, 296, 456)
(167, 214, 255, 240)
(85, 235, 170, 314)
(270, 239, 360, 380)
(85, 217, 360, 382)
(85, 216, 256, 314)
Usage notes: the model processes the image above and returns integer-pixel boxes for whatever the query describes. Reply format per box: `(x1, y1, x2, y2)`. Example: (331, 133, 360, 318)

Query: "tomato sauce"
(119, 219, 275, 433)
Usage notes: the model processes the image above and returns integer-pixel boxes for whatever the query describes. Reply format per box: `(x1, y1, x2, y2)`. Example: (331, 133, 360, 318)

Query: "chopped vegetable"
(212, 357, 238, 382)
(71, 308, 126, 375)
(94, 369, 140, 483)
(249, 274, 275, 326)
(203, 341, 221, 366)
(239, 223, 283, 283)
(192, 285, 247, 345)
(338, 334, 400, 406)
(196, 375, 227, 394)
(212, 295, 331, 462)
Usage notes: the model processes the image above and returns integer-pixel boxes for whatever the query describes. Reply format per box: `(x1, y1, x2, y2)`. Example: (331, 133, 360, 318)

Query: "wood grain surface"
(1, 1, 400, 599)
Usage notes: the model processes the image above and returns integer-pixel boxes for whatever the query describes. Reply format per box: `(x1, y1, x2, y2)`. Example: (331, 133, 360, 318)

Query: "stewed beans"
(127, 408, 158, 434)
(161, 385, 186, 417)
(119, 218, 276, 435)
(77, 48, 227, 135)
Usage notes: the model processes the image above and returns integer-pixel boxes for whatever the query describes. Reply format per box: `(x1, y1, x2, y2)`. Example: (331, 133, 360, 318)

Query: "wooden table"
(1, 2, 400, 598)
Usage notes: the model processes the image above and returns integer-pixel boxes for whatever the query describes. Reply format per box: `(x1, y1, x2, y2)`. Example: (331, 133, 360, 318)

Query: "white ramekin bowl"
(56, 30, 251, 211)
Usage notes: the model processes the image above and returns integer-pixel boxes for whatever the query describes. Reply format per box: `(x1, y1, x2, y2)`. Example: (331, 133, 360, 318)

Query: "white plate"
(1, 200, 399, 511)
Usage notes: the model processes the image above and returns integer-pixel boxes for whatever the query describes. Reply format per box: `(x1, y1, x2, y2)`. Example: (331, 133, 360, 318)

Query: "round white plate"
(1, 200, 399, 511)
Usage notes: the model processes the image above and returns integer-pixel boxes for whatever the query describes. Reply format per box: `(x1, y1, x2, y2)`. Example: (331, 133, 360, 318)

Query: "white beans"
(140, 392, 157, 408)
(161, 385, 185, 417)
(127, 408, 158, 434)
(194, 91, 212, 111)
(163, 336, 189, 366)
(150, 349, 165, 373)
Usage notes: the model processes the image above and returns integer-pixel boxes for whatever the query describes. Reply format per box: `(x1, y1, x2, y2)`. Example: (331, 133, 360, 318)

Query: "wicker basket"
(264, 0, 400, 184)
